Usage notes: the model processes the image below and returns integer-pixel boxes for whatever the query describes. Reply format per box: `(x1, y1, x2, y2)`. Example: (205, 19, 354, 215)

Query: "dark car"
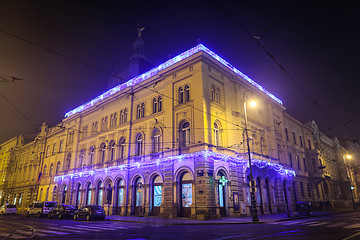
(48, 204, 76, 219)
(73, 205, 105, 221)
(296, 201, 312, 216)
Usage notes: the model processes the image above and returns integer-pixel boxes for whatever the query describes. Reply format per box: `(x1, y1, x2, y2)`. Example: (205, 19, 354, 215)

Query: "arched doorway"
(75, 183, 81, 208)
(133, 177, 143, 215)
(62, 185, 67, 204)
(265, 178, 272, 214)
(217, 170, 228, 217)
(86, 182, 92, 205)
(283, 180, 288, 208)
(256, 177, 264, 214)
(96, 181, 103, 205)
(115, 178, 125, 215)
(179, 171, 192, 218)
(151, 175, 162, 216)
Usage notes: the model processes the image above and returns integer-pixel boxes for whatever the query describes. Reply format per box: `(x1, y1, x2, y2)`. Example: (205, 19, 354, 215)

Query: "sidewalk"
(106, 210, 356, 225)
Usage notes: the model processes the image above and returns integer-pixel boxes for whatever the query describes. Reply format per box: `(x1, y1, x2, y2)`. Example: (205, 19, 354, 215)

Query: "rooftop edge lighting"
(54, 150, 295, 182)
(64, 44, 283, 118)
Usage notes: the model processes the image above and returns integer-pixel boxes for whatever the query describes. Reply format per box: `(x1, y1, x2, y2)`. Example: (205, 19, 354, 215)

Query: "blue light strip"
(54, 151, 295, 182)
(65, 44, 283, 118)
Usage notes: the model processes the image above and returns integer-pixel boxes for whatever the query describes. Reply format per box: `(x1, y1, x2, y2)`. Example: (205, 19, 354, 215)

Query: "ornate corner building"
(1, 37, 358, 219)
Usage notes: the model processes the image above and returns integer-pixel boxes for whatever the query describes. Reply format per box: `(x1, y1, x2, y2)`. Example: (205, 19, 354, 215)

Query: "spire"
(133, 26, 145, 57)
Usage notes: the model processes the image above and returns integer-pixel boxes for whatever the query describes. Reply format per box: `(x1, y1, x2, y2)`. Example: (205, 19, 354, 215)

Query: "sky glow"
(64, 44, 283, 118)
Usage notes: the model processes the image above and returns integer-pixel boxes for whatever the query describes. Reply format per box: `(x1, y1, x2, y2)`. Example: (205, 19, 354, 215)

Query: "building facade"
(1, 42, 358, 219)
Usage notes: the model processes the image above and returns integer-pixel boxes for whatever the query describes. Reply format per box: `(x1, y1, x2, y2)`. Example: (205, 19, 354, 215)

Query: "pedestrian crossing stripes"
(2, 223, 139, 239)
(273, 220, 360, 229)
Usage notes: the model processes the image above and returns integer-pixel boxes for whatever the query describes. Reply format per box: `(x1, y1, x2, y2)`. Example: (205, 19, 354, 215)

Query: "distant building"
(1, 36, 357, 218)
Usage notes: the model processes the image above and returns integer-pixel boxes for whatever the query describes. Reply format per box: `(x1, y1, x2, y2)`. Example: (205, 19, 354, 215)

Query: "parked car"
(73, 205, 106, 221)
(0, 204, 17, 215)
(26, 201, 57, 217)
(296, 201, 312, 216)
(48, 204, 77, 219)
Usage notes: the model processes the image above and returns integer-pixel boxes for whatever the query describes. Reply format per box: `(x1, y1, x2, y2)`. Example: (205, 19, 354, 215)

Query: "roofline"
(64, 44, 283, 118)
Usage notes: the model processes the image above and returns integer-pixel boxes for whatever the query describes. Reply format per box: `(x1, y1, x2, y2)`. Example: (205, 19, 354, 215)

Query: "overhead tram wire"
(0, 28, 249, 133)
(0, 91, 37, 130)
(214, 0, 359, 141)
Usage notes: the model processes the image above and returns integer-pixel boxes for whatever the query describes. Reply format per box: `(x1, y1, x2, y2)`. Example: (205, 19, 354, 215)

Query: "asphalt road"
(1, 212, 360, 240)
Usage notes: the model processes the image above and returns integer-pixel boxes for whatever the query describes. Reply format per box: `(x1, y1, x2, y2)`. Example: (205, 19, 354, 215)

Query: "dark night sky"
(1, 0, 359, 144)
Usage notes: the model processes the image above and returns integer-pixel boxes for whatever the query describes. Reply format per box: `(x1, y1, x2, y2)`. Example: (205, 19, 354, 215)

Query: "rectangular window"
(285, 128, 289, 141)
(312, 158, 316, 173)
(296, 155, 300, 170)
(289, 153, 293, 168)
(46, 145, 50, 157)
(299, 136, 303, 147)
(300, 182, 304, 197)
(303, 158, 307, 172)
(118, 188, 124, 206)
(52, 143, 57, 155)
(59, 140, 64, 152)
(308, 139, 312, 149)
(154, 185, 162, 207)
(182, 183, 192, 207)
(293, 132, 297, 144)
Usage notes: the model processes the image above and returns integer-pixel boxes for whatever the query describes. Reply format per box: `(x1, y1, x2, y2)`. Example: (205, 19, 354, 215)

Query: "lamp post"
(243, 91, 259, 222)
(343, 155, 356, 209)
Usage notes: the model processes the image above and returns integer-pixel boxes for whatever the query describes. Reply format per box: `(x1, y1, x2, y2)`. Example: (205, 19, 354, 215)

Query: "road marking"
(327, 222, 347, 228)
(344, 224, 360, 229)
(46, 226, 83, 233)
(308, 222, 328, 226)
(36, 229, 69, 235)
(342, 231, 360, 240)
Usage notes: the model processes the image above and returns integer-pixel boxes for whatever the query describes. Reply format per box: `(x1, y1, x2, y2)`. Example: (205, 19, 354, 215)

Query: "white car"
(26, 201, 57, 217)
(0, 204, 17, 215)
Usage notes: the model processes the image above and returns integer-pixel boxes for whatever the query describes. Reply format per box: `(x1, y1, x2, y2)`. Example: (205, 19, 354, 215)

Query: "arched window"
(66, 154, 71, 170)
(45, 187, 49, 201)
(180, 121, 190, 147)
(214, 122, 221, 146)
(135, 134, 144, 156)
(120, 110, 124, 124)
(96, 181, 103, 205)
(49, 163, 53, 178)
(153, 129, 161, 153)
(158, 96, 162, 112)
(141, 103, 145, 118)
(110, 113, 117, 127)
(110, 141, 116, 161)
(215, 87, 220, 103)
(56, 161, 61, 174)
(153, 98, 158, 114)
(79, 149, 85, 167)
(39, 189, 43, 201)
(75, 183, 81, 208)
(100, 143, 106, 163)
(136, 105, 141, 119)
(52, 186, 57, 201)
(185, 84, 190, 102)
(124, 109, 128, 122)
(117, 179, 125, 209)
(89, 146, 95, 165)
(86, 183, 92, 205)
(211, 85, 215, 101)
(62, 185, 67, 204)
(119, 138, 126, 159)
(178, 87, 184, 103)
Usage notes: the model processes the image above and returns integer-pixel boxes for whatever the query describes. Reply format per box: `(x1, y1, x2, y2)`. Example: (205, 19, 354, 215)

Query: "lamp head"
(346, 155, 352, 160)
(249, 101, 257, 108)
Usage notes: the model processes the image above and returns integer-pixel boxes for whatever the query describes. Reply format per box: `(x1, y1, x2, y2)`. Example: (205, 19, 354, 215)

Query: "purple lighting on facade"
(64, 44, 283, 118)
(54, 151, 295, 182)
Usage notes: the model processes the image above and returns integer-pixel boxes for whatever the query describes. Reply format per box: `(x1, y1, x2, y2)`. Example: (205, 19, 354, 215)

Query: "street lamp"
(243, 90, 259, 222)
(343, 155, 356, 209)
